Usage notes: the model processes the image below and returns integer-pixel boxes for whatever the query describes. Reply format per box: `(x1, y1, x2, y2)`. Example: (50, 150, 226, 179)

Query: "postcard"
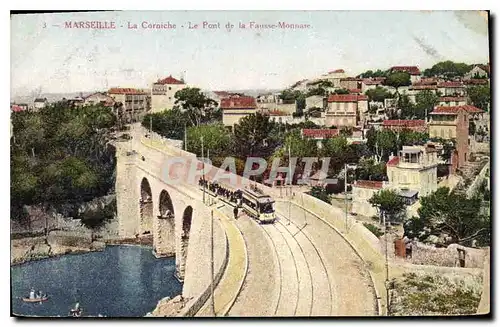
(10, 10, 491, 318)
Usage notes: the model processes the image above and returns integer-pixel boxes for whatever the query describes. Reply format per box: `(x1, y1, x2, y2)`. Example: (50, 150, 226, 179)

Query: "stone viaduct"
(114, 124, 385, 316)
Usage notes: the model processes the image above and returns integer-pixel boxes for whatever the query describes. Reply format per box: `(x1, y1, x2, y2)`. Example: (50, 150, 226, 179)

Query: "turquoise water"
(11, 245, 182, 317)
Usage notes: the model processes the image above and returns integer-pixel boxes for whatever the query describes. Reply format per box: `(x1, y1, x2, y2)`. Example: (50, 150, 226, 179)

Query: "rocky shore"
(11, 232, 153, 265)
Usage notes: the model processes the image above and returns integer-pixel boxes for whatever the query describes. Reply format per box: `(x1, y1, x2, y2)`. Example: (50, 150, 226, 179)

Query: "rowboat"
(22, 297, 48, 303)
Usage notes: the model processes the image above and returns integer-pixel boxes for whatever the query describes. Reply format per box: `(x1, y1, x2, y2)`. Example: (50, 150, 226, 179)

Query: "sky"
(10, 10, 490, 96)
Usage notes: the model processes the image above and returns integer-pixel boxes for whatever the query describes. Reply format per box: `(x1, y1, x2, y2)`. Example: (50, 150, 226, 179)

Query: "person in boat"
(37, 291, 44, 299)
(29, 288, 35, 300)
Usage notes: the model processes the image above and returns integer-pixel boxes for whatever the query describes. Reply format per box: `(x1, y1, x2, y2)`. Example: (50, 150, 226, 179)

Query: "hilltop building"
(151, 75, 187, 113)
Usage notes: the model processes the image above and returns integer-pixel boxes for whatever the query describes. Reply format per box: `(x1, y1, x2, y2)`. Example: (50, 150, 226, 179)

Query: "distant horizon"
(11, 11, 489, 97)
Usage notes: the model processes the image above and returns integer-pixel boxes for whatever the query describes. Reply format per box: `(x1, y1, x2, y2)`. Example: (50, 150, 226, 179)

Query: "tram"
(241, 188, 276, 223)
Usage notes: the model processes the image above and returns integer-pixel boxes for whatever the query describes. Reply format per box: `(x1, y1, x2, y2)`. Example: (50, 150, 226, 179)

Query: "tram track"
(273, 213, 333, 316)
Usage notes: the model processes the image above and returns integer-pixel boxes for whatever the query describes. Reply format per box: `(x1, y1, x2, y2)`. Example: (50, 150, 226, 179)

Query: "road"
(216, 199, 376, 316)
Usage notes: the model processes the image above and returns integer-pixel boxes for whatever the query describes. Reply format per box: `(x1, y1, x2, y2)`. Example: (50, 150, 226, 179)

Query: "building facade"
(33, 98, 48, 110)
(339, 77, 362, 90)
(221, 96, 257, 128)
(351, 180, 388, 217)
(389, 66, 421, 84)
(464, 64, 490, 80)
(437, 82, 466, 97)
(387, 144, 439, 198)
(428, 106, 470, 172)
(108, 88, 150, 123)
(151, 75, 187, 113)
(438, 97, 467, 107)
(83, 92, 115, 107)
(325, 94, 368, 128)
(382, 120, 427, 133)
(322, 69, 347, 88)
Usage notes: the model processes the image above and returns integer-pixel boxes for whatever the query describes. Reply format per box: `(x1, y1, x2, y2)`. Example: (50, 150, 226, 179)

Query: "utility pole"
(344, 163, 348, 233)
(288, 145, 292, 198)
(184, 122, 187, 152)
(210, 209, 216, 316)
(201, 136, 205, 204)
(149, 116, 153, 145)
(383, 211, 390, 316)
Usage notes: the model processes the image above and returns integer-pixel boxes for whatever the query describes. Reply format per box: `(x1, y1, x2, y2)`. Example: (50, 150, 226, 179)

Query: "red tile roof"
(302, 129, 339, 139)
(383, 120, 426, 127)
(390, 66, 421, 75)
(329, 69, 345, 74)
(437, 81, 464, 88)
(362, 79, 384, 85)
(349, 88, 362, 94)
(464, 79, 489, 85)
(155, 75, 184, 85)
(439, 97, 467, 102)
(409, 85, 437, 90)
(353, 180, 384, 189)
(387, 157, 400, 167)
(11, 105, 25, 112)
(108, 88, 147, 95)
(220, 96, 256, 109)
(327, 94, 367, 102)
(412, 78, 438, 86)
(431, 105, 484, 115)
(340, 77, 362, 81)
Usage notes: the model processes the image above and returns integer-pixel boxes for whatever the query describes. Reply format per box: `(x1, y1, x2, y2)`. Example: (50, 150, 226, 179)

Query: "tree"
(174, 87, 218, 126)
(10, 103, 117, 222)
(142, 108, 189, 140)
(232, 112, 278, 159)
(367, 129, 397, 162)
(423, 61, 471, 79)
(414, 90, 439, 120)
(321, 136, 357, 175)
(280, 89, 304, 103)
(469, 121, 476, 136)
(355, 158, 387, 181)
(334, 88, 350, 95)
(384, 72, 411, 93)
(399, 129, 429, 147)
(339, 126, 353, 137)
(186, 124, 230, 164)
(430, 137, 456, 162)
(467, 85, 490, 112)
(398, 94, 415, 119)
(404, 187, 490, 246)
(358, 69, 387, 78)
(369, 189, 407, 224)
(365, 86, 394, 103)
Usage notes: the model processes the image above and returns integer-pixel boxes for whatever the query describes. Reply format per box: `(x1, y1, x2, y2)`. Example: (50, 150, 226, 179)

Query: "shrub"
(363, 223, 384, 237)
(308, 186, 331, 204)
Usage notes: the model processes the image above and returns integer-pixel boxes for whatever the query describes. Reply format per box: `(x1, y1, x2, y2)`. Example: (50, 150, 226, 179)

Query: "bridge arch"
(139, 177, 153, 236)
(158, 189, 175, 218)
(154, 189, 176, 257)
(178, 206, 193, 279)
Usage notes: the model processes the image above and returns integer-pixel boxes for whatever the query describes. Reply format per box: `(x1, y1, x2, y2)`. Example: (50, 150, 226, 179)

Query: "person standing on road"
(233, 206, 239, 220)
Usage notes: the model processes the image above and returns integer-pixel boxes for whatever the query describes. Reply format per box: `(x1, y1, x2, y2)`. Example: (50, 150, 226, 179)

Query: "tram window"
(260, 203, 274, 213)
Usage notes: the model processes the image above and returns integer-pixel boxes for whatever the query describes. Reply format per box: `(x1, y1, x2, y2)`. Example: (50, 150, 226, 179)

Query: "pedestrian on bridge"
(233, 206, 239, 220)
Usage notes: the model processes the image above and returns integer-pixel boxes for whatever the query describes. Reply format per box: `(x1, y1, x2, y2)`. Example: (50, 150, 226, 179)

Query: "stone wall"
(466, 159, 489, 198)
(410, 243, 486, 269)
